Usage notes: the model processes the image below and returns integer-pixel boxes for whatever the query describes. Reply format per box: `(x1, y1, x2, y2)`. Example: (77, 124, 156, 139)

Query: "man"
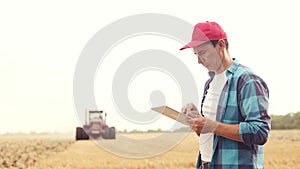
(180, 21, 271, 169)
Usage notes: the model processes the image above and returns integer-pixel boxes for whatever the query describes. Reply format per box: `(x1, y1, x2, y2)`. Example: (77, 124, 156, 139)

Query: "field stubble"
(0, 134, 74, 169)
(0, 130, 299, 169)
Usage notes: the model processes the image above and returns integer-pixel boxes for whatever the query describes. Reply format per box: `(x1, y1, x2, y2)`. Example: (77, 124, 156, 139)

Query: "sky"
(1, 0, 300, 134)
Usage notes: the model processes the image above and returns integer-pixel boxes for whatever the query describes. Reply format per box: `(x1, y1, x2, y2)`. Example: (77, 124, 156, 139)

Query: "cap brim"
(179, 40, 208, 50)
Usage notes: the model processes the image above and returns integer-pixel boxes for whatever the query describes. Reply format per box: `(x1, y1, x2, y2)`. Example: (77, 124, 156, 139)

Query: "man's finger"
(186, 111, 200, 118)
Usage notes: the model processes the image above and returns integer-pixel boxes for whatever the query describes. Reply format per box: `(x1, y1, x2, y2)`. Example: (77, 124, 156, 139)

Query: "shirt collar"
(226, 58, 239, 76)
(208, 58, 239, 78)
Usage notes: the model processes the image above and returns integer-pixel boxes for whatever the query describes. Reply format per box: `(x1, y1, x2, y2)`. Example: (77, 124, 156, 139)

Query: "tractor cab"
(89, 110, 106, 122)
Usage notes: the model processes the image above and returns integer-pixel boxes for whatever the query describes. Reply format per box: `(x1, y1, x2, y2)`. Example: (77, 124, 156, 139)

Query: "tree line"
(271, 111, 300, 129)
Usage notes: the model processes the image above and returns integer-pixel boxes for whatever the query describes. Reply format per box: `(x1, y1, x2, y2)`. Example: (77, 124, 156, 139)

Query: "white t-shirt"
(200, 71, 227, 162)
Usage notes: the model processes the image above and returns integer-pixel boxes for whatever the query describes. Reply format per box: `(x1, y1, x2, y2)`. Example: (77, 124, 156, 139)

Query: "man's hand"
(186, 114, 218, 134)
(181, 103, 198, 115)
(180, 104, 242, 141)
(181, 103, 218, 134)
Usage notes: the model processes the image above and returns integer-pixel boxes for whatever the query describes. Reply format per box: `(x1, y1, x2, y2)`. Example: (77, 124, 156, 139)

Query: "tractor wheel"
(102, 127, 110, 139)
(109, 127, 116, 139)
(76, 127, 89, 140)
(82, 129, 89, 140)
(76, 127, 83, 140)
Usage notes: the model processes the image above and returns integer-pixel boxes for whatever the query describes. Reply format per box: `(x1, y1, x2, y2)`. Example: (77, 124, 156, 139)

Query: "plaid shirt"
(201, 59, 271, 169)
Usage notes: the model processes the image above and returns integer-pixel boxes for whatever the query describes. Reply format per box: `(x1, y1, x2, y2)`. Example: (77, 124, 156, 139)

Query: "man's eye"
(199, 51, 205, 55)
(194, 51, 205, 56)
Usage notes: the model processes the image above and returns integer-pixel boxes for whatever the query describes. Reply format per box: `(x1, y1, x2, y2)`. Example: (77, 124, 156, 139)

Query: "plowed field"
(0, 130, 299, 169)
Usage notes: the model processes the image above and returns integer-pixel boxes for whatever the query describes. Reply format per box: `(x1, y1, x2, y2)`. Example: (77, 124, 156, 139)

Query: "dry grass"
(0, 134, 74, 169)
(264, 130, 300, 169)
(29, 132, 199, 169)
(0, 130, 299, 169)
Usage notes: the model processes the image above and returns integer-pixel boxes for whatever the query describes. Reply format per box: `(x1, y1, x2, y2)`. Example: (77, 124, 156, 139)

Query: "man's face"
(193, 42, 222, 72)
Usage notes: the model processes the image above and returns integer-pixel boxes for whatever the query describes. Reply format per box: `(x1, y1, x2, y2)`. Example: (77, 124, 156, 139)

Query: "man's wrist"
(201, 118, 218, 133)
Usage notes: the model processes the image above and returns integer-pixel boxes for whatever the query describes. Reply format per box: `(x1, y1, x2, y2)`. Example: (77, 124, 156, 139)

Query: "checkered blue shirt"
(201, 59, 271, 169)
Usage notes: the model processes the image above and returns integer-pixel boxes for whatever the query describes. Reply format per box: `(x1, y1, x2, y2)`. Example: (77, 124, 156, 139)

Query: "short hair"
(209, 39, 229, 50)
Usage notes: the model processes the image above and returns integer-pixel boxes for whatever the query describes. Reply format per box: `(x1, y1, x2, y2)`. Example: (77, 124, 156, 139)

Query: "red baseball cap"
(180, 21, 227, 50)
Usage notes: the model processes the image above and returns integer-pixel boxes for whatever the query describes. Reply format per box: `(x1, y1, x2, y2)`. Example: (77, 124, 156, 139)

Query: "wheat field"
(0, 130, 299, 169)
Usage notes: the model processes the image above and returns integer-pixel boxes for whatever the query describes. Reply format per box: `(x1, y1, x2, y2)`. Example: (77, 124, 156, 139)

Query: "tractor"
(76, 110, 116, 140)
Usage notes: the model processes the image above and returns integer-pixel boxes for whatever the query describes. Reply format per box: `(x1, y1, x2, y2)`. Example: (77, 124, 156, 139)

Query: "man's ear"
(218, 39, 226, 48)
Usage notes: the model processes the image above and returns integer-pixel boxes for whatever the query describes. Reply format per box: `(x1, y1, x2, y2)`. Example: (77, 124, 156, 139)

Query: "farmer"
(180, 21, 271, 169)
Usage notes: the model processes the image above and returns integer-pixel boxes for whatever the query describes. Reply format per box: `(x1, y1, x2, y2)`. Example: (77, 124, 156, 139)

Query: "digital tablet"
(151, 106, 189, 125)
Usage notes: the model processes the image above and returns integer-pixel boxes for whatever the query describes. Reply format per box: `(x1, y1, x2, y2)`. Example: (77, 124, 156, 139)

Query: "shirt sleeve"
(238, 78, 271, 145)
